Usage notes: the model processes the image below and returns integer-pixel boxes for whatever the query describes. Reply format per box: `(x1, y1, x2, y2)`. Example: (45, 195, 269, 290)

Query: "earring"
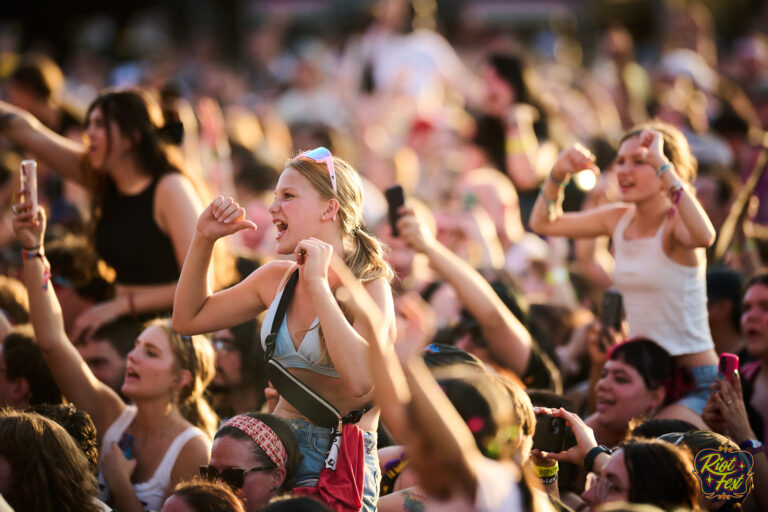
(272, 485, 278, 491)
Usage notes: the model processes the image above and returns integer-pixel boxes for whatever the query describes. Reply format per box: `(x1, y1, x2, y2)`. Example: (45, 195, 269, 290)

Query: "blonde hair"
(145, 319, 218, 439)
(288, 153, 394, 283)
(619, 121, 698, 183)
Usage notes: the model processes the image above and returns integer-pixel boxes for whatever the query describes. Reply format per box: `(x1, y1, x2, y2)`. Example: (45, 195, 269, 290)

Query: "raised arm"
(397, 206, 531, 376)
(173, 196, 271, 335)
(529, 143, 624, 239)
(639, 130, 715, 248)
(0, 100, 87, 185)
(12, 200, 123, 434)
(298, 237, 395, 397)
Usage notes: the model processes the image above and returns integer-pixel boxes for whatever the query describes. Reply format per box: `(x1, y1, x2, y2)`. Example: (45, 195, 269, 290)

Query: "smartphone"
(20, 160, 38, 217)
(118, 433, 133, 459)
(718, 353, 739, 386)
(601, 290, 623, 331)
(533, 414, 567, 453)
(385, 185, 405, 237)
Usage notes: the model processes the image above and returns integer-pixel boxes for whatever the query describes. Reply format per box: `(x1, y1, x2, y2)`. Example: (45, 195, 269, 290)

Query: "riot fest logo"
(693, 444, 754, 501)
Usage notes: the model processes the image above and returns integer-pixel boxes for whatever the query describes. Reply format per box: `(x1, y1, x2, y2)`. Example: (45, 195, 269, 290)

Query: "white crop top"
(98, 405, 208, 511)
(612, 206, 714, 356)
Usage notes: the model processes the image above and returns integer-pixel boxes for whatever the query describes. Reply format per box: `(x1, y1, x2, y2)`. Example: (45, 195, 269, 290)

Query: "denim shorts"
(675, 364, 717, 415)
(287, 419, 380, 512)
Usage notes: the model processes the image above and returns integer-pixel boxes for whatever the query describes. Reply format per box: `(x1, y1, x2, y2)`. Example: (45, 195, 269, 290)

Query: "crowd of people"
(0, 0, 768, 510)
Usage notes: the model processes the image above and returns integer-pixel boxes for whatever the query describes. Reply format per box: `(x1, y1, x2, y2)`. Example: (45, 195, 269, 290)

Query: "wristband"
(539, 186, 563, 222)
(656, 162, 673, 177)
(21, 247, 52, 291)
(540, 474, 558, 485)
(533, 462, 559, 478)
(584, 445, 611, 473)
(548, 173, 565, 187)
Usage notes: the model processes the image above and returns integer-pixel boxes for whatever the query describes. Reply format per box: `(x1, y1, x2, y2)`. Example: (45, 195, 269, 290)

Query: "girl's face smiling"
(594, 359, 665, 431)
(613, 136, 664, 203)
(268, 167, 329, 254)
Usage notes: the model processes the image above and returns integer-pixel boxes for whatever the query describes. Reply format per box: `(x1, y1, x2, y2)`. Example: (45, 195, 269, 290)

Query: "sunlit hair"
(619, 121, 697, 183)
(0, 409, 101, 512)
(144, 318, 218, 439)
(288, 153, 394, 283)
(169, 477, 245, 512)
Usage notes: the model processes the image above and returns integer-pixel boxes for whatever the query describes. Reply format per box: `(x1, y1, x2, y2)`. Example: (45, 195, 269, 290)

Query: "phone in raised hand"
(385, 185, 405, 237)
(718, 353, 739, 387)
(19, 160, 38, 218)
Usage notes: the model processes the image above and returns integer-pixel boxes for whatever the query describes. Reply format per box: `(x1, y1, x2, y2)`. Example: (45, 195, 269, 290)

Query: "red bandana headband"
(223, 415, 287, 468)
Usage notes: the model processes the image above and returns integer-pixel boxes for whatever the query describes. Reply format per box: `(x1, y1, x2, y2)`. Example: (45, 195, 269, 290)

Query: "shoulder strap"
(264, 269, 300, 361)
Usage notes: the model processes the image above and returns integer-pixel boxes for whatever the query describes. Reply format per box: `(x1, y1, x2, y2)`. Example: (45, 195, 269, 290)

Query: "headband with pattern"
(223, 415, 287, 468)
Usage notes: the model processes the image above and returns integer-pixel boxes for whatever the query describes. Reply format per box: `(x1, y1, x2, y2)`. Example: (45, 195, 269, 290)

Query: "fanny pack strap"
(264, 268, 369, 426)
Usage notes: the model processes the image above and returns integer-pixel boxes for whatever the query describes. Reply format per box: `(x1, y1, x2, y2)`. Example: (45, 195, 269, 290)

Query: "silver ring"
(727, 400, 734, 405)
(11, 205, 18, 214)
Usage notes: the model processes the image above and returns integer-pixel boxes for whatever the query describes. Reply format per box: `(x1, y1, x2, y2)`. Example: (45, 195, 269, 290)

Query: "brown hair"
(619, 121, 698, 183)
(170, 478, 245, 512)
(145, 319, 219, 439)
(620, 438, 698, 510)
(0, 409, 101, 512)
(287, 153, 394, 283)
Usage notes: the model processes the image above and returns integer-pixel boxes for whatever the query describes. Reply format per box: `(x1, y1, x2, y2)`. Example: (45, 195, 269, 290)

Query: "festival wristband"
(534, 462, 559, 478)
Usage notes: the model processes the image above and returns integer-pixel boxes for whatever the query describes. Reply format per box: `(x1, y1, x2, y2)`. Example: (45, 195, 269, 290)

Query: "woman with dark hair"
(13, 203, 217, 512)
(174, 148, 396, 511)
(0, 90, 206, 339)
(0, 409, 102, 512)
(202, 412, 300, 512)
(161, 479, 245, 512)
(531, 121, 718, 424)
(586, 338, 689, 447)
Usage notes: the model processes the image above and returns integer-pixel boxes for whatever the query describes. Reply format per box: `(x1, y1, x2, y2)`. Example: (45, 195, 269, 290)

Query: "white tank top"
(612, 206, 713, 356)
(98, 405, 208, 511)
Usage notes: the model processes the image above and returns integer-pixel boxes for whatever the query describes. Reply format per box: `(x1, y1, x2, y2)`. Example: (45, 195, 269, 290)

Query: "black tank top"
(95, 177, 180, 285)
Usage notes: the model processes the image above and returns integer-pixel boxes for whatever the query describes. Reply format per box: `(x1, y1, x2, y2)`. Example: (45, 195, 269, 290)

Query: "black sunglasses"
(199, 464, 275, 489)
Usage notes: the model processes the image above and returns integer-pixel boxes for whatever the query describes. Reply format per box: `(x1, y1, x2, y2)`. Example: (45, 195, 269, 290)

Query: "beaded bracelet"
(21, 247, 52, 290)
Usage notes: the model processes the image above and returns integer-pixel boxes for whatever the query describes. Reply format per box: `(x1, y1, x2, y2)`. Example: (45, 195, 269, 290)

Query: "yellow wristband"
(534, 462, 559, 478)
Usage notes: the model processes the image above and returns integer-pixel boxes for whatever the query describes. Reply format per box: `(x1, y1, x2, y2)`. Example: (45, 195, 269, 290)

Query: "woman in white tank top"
(13, 203, 217, 512)
(529, 121, 718, 425)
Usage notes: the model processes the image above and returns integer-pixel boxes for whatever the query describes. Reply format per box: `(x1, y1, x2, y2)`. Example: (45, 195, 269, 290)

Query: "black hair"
(630, 418, 698, 439)
(2, 326, 62, 405)
(608, 338, 675, 394)
(9, 54, 64, 101)
(91, 316, 145, 358)
(263, 496, 334, 512)
(707, 267, 745, 332)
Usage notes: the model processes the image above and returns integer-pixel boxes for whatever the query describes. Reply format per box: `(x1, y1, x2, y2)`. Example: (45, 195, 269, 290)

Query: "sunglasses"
(199, 464, 275, 489)
(298, 147, 337, 194)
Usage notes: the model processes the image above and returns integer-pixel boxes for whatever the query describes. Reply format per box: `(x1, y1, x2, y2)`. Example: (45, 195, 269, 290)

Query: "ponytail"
(345, 227, 394, 283)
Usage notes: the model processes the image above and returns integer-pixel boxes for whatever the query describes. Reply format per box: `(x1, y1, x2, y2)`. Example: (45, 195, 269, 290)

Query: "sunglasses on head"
(199, 464, 275, 489)
(298, 147, 337, 194)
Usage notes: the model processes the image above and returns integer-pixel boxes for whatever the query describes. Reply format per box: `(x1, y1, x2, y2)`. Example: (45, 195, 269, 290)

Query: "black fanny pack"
(264, 269, 369, 429)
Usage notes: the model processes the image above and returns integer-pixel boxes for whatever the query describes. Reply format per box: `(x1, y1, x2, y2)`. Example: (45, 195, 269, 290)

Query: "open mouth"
(124, 368, 140, 381)
(595, 397, 615, 411)
(273, 219, 288, 239)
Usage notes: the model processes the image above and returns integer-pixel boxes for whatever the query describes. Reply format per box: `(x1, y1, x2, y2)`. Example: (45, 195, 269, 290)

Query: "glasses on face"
(298, 147, 337, 194)
(199, 464, 275, 490)
(585, 471, 629, 501)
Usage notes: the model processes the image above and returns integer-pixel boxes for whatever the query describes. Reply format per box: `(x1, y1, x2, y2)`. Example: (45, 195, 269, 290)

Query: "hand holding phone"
(601, 290, 623, 331)
(20, 160, 38, 218)
(718, 353, 739, 387)
(533, 414, 567, 453)
(385, 185, 405, 237)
